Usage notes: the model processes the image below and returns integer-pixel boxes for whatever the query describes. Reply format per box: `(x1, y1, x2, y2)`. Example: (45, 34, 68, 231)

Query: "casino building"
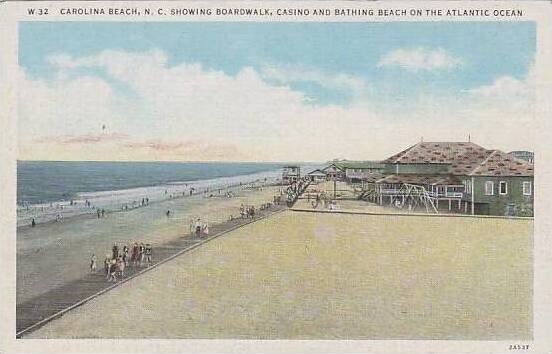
(332, 141, 534, 217)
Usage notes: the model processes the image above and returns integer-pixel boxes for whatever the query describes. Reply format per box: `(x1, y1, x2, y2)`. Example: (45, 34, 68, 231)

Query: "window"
(499, 181, 508, 195)
(523, 181, 532, 196)
(464, 180, 471, 194)
(484, 181, 494, 195)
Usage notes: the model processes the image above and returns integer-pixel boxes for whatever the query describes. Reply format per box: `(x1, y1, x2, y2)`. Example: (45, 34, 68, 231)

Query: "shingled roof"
(468, 150, 534, 177)
(383, 141, 534, 177)
(383, 142, 489, 164)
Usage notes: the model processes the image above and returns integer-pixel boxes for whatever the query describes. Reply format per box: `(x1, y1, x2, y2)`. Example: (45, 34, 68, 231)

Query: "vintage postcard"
(0, 1, 551, 353)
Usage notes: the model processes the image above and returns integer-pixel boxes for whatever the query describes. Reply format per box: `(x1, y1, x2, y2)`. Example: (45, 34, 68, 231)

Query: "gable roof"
(323, 163, 345, 172)
(306, 169, 327, 176)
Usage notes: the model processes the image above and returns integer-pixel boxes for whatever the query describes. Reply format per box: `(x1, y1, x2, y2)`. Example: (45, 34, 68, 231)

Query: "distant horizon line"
(17, 159, 326, 164)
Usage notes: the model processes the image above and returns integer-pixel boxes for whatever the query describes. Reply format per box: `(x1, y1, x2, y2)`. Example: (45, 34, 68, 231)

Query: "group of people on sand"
(259, 202, 273, 211)
(239, 204, 256, 219)
(309, 192, 339, 210)
(121, 197, 150, 212)
(89, 242, 153, 282)
(96, 208, 106, 219)
(190, 218, 209, 237)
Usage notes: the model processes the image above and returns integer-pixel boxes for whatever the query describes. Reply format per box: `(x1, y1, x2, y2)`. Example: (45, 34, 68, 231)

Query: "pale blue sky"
(17, 21, 536, 161)
(20, 21, 535, 106)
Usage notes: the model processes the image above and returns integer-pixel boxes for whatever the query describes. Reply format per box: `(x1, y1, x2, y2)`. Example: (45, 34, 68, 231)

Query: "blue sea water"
(17, 160, 285, 205)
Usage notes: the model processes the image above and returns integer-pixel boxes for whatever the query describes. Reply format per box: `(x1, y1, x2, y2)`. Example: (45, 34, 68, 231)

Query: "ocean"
(17, 160, 285, 205)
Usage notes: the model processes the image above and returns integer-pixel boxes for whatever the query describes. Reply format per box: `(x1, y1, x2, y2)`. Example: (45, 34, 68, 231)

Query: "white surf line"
(16, 207, 287, 338)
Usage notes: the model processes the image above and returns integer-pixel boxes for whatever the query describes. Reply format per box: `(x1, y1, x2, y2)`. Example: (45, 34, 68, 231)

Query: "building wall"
(384, 163, 450, 175)
(345, 168, 385, 181)
(324, 165, 345, 180)
(462, 176, 534, 216)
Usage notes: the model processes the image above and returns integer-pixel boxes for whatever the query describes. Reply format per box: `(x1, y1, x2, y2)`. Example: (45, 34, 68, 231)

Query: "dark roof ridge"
(468, 149, 499, 175)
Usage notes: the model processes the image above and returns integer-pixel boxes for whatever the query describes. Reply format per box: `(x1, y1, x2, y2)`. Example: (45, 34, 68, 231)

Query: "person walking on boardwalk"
(105, 255, 112, 279)
(112, 244, 119, 260)
(90, 254, 97, 273)
(139, 243, 145, 266)
(122, 245, 129, 265)
(195, 218, 202, 237)
(132, 242, 140, 266)
(145, 244, 152, 266)
(116, 256, 125, 278)
(108, 258, 118, 282)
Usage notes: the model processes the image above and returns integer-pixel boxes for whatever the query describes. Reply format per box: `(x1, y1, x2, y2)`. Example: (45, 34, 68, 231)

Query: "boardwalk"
(16, 204, 286, 338)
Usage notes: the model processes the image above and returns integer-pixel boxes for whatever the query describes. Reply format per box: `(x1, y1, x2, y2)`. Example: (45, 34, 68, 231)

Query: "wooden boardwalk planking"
(16, 205, 286, 338)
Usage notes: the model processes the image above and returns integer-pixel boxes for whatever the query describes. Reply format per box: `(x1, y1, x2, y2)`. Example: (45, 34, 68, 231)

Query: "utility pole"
(471, 176, 475, 215)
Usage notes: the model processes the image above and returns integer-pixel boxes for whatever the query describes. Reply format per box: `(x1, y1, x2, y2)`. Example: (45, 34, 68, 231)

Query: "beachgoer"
(139, 243, 145, 266)
(101, 209, 105, 217)
(202, 223, 209, 236)
(97, 209, 101, 219)
(108, 259, 118, 282)
(90, 254, 97, 273)
(112, 244, 119, 260)
(127, 244, 134, 265)
(31, 218, 36, 227)
(104, 255, 111, 278)
(145, 244, 152, 266)
(117, 256, 125, 278)
(166, 210, 171, 217)
(195, 218, 202, 237)
(132, 242, 140, 266)
(122, 245, 129, 265)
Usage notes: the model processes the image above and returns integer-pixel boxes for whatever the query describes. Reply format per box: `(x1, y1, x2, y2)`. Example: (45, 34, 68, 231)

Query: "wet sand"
(17, 184, 281, 304)
(28, 210, 532, 339)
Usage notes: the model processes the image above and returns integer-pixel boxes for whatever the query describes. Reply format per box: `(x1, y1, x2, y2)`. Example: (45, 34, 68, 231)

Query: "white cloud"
(469, 76, 530, 100)
(260, 64, 367, 96)
(19, 50, 534, 162)
(377, 47, 463, 72)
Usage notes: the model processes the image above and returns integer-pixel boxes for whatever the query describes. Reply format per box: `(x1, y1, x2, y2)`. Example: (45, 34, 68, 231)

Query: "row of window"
(484, 180, 532, 196)
(347, 168, 379, 173)
(463, 180, 532, 196)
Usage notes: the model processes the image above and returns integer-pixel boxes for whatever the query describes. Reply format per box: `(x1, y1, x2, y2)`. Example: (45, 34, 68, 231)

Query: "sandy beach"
(28, 210, 533, 340)
(17, 169, 281, 227)
(17, 182, 282, 304)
